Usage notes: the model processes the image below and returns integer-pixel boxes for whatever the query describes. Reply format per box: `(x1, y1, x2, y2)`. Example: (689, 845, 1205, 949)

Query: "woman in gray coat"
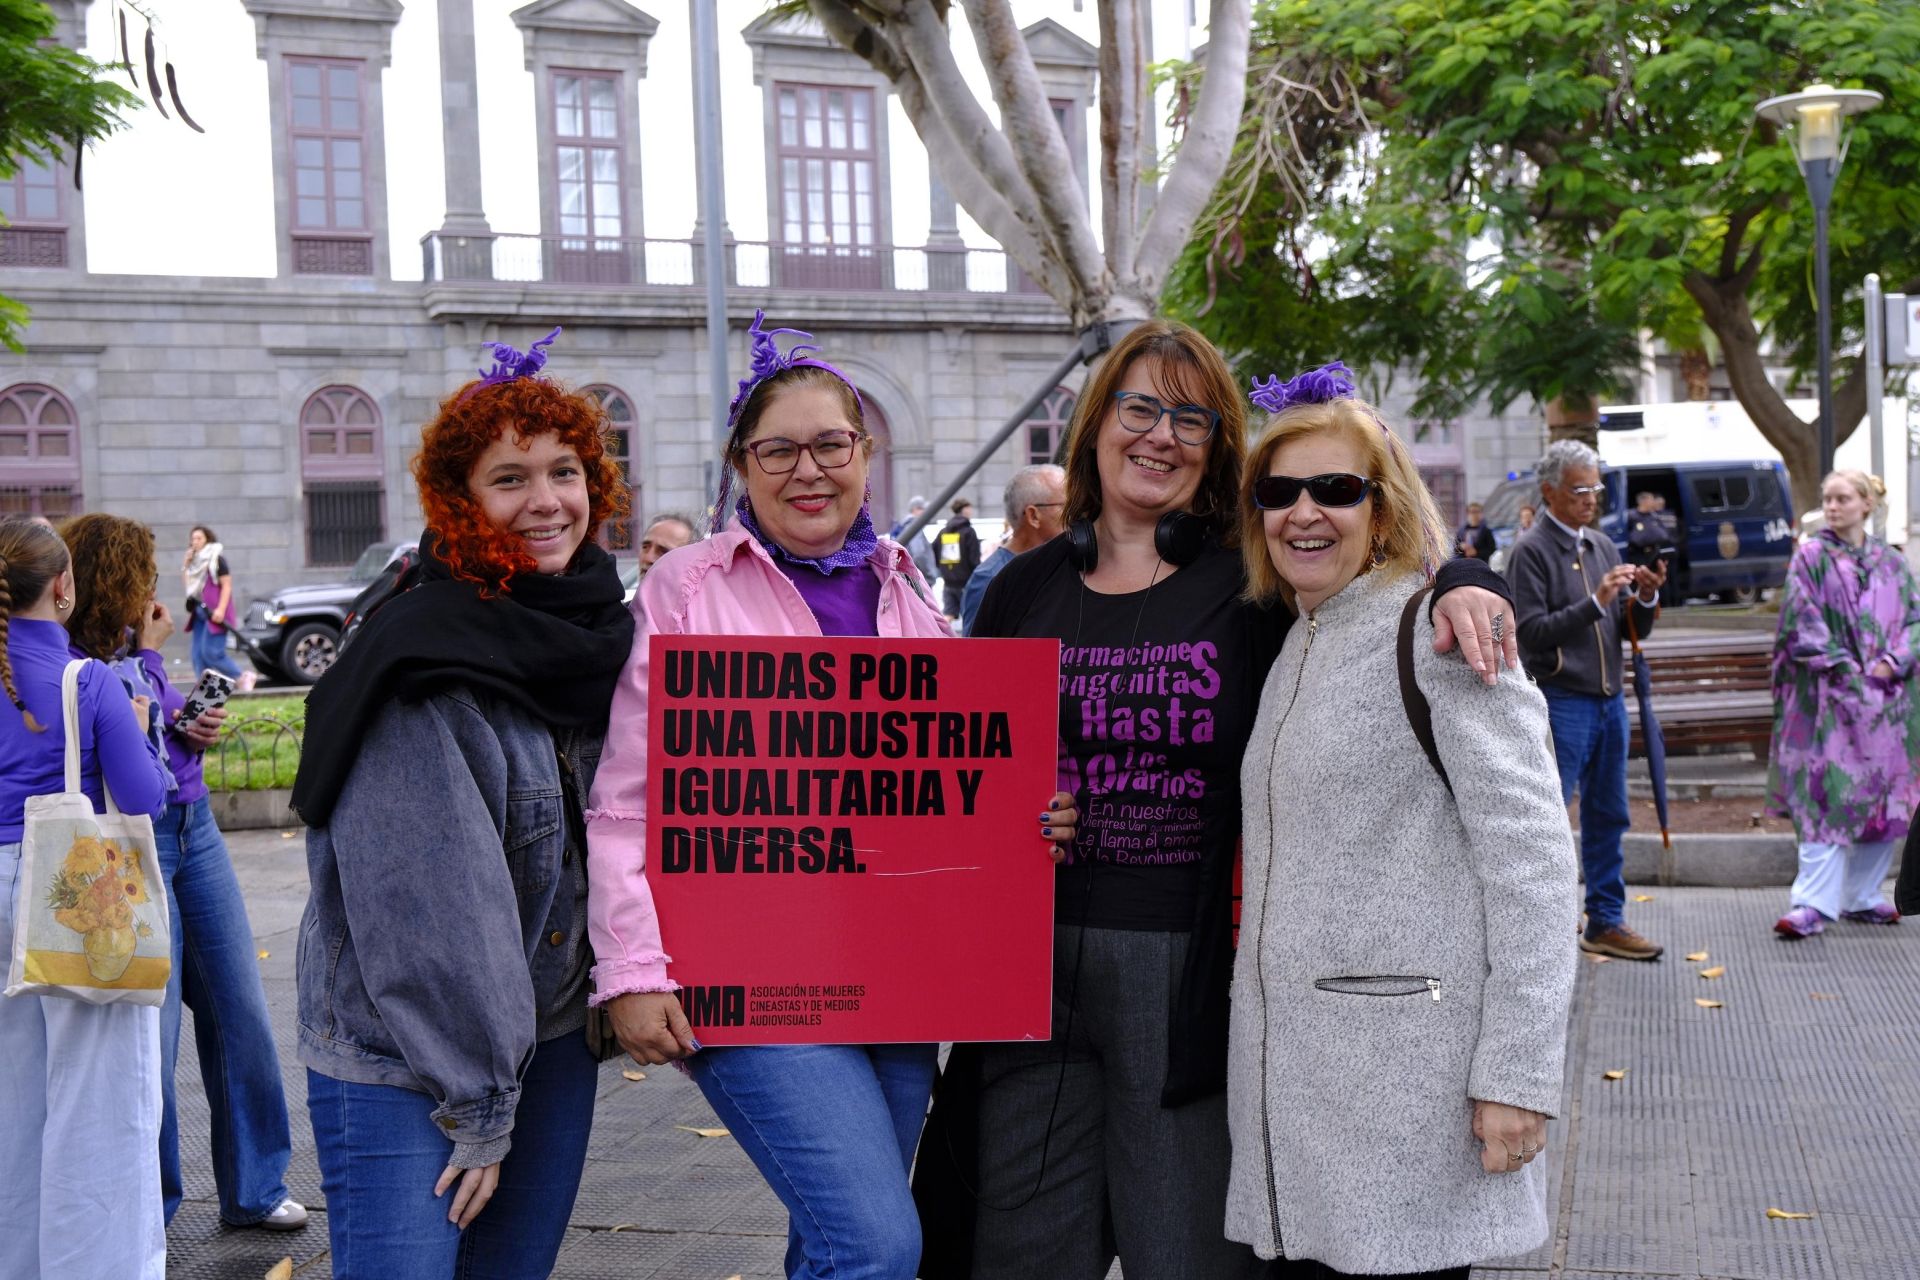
(1225, 367, 1578, 1278)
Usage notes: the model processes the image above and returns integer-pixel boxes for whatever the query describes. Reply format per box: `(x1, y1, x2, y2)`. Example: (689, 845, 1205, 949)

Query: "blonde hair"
(1238, 397, 1449, 607)
(1824, 469, 1887, 510)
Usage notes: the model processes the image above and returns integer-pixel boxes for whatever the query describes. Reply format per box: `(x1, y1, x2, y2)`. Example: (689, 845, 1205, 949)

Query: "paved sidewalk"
(166, 832, 1920, 1279)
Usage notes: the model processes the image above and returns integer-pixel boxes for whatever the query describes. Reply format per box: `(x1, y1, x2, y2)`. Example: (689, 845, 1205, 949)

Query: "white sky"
(77, 0, 1204, 280)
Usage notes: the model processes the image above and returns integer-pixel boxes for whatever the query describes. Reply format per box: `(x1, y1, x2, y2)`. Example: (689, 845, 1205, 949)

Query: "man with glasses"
(1508, 440, 1667, 961)
(961, 464, 1066, 634)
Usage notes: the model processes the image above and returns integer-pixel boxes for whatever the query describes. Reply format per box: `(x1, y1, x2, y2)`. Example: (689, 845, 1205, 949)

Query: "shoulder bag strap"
(1397, 588, 1452, 795)
(61, 657, 123, 814)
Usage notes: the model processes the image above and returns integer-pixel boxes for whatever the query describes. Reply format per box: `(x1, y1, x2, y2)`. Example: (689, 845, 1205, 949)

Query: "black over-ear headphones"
(1064, 511, 1209, 573)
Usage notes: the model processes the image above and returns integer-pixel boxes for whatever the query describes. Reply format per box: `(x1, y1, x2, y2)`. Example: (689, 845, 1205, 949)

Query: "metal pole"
(1807, 158, 1837, 478)
(691, 0, 730, 461)
(899, 343, 1089, 545)
(1865, 273, 1886, 540)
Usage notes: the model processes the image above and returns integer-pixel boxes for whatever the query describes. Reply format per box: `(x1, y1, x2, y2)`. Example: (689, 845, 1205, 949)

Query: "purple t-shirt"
(0, 619, 169, 841)
(772, 559, 883, 639)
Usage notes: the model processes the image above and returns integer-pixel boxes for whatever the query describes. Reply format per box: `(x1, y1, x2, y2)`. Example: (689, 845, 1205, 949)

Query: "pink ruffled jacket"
(584, 529, 951, 1003)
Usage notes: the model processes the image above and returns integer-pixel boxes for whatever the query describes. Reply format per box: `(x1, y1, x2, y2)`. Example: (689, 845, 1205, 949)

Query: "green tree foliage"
(1165, 0, 1920, 513)
(0, 0, 139, 349)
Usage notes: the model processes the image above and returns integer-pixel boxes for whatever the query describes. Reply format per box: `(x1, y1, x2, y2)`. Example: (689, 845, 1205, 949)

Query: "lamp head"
(1755, 84, 1883, 170)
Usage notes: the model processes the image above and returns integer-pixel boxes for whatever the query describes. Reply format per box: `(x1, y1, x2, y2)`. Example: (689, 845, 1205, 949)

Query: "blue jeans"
(1542, 687, 1631, 929)
(153, 796, 293, 1225)
(189, 617, 243, 679)
(688, 1043, 938, 1279)
(307, 1032, 597, 1280)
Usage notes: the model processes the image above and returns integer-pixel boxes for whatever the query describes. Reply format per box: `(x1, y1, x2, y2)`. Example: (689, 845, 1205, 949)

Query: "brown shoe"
(1580, 923, 1664, 961)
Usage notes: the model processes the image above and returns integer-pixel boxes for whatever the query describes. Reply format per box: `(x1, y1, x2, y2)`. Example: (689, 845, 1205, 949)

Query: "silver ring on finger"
(1490, 612, 1506, 643)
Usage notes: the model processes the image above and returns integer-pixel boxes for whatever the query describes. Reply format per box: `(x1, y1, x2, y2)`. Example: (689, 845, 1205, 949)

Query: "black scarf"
(291, 536, 635, 827)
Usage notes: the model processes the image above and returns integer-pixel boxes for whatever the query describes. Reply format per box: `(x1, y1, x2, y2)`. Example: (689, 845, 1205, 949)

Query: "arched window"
(300, 385, 384, 564)
(584, 384, 638, 550)
(1024, 386, 1076, 465)
(0, 383, 82, 518)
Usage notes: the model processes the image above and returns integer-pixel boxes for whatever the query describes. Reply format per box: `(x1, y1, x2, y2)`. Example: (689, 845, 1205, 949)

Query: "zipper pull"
(1428, 978, 1442, 1002)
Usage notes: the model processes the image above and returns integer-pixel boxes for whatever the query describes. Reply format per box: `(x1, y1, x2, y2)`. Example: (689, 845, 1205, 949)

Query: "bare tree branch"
(1133, 0, 1252, 293)
(963, 0, 1106, 290)
(1099, 0, 1145, 282)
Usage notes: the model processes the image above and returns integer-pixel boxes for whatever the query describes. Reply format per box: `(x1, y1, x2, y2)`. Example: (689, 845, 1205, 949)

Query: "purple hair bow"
(726, 311, 861, 426)
(1249, 361, 1356, 415)
(461, 326, 562, 400)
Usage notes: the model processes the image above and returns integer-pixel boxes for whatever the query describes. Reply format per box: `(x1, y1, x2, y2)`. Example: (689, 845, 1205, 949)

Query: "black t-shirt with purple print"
(974, 537, 1280, 931)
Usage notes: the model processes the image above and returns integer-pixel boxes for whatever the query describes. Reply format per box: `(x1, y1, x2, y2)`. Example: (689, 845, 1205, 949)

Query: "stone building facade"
(1, 0, 1542, 593)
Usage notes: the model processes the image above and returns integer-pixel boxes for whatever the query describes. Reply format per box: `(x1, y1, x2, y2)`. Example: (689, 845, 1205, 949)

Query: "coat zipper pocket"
(1313, 975, 1443, 1002)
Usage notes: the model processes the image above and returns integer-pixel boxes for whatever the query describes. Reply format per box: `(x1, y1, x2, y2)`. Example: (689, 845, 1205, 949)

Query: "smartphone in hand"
(177, 669, 237, 730)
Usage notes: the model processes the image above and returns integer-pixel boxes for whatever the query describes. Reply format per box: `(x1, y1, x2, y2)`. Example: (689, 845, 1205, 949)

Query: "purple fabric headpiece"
(459, 326, 562, 401)
(711, 311, 868, 536)
(1250, 361, 1447, 577)
(1249, 361, 1356, 414)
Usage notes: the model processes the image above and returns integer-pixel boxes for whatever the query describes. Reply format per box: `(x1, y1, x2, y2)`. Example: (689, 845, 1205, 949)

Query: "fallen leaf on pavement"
(280, 831, 295, 839)
(1685, 951, 1709, 962)
(676, 1126, 730, 1139)
(1766, 1208, 1814, 1220)
(621, 1069, 646, 1082)
(1602, 1069, 1626, 1080)
(1810, 992, 1838, 1000)
(264, 1260, 293, 1280)
(1699, 966, 1726, 979)
(1695, 998, 1723, 1009)
(257, 951, 269, 960)
(1631, 894, 1654, 902)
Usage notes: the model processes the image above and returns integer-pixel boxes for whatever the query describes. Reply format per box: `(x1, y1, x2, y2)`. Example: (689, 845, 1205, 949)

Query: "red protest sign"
(647, 634, 1059, 1045)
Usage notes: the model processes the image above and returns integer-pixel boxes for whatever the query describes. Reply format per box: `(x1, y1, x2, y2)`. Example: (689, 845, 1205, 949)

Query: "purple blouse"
(136, 648, 209, 806)
(772, 559, 883, 639)
(0, 619, 169, 841)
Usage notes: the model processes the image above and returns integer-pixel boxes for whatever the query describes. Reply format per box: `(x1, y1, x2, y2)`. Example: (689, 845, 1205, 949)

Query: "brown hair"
(0, 516, 72, 731)
(61, 514, 157, 662)
(728, 367, 866, 457)
(1059, 320, 1247, 545)
(413, 376, 631, 595)
(191, 524, 218, 544)
(1239, 397, 1450, 607)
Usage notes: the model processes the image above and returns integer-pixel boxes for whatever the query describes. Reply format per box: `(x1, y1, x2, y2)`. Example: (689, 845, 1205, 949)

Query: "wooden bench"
(1628, 632, 1773, 758)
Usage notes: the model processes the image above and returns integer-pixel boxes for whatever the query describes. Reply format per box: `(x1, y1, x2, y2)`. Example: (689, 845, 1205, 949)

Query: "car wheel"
(1720, 585, 1760, 607)
(281, 621, 341, 685)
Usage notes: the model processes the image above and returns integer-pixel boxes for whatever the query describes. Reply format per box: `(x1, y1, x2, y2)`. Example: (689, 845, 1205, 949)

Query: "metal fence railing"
(205, 715, 304, 792)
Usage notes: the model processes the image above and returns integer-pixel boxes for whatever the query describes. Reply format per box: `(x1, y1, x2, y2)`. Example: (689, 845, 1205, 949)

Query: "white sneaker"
(258, 1198, 308, 1231)
(236, 671, 259, 693)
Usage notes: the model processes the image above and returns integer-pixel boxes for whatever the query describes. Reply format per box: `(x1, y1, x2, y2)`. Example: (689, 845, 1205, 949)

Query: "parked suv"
(240, 540, 417, 685)
(1483, 460, 1795, 604)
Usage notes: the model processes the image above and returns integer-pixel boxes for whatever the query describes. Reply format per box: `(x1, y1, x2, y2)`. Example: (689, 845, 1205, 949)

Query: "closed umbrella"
(1626, 613, 1672, 850)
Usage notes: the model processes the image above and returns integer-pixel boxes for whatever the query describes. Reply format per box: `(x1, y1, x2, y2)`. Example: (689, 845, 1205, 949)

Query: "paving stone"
(165, 837, 1920, 1279)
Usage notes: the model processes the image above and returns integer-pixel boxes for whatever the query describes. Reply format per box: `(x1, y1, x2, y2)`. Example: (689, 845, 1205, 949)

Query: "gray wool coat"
(1226, 569, 1579, 1273)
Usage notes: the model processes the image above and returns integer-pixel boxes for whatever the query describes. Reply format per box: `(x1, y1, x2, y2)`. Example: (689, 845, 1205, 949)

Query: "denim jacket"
(296, 685, 602, 1168)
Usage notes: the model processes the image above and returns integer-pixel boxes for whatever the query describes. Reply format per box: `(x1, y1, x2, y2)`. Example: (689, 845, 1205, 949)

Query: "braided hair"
(0, 517, 72, 732)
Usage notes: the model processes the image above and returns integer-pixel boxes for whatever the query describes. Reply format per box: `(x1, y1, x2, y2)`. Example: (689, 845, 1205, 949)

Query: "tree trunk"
(1546, 394, 1599, 449)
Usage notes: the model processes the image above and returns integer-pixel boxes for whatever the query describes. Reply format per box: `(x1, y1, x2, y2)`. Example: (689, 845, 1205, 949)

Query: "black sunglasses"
(1252, 472, 1376, 510)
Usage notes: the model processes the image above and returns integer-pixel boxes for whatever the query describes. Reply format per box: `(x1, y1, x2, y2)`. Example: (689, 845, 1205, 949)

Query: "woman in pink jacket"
(585, 314, 1077, 1279)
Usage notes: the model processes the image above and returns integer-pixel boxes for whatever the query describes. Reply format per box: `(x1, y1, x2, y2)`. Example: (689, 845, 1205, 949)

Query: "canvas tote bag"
(5, 659, 171, 1004)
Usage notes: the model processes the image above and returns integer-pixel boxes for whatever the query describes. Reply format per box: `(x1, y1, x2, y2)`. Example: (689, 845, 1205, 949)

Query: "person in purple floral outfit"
(1767, 470, 1920, 938)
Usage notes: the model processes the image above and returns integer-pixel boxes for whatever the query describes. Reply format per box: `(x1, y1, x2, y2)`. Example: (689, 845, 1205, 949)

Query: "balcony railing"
(420, 232, 1052, 297)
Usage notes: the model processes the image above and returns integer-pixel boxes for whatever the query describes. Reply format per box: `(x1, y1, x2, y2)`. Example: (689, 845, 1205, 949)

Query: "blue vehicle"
(1482, 460, 1796, 604)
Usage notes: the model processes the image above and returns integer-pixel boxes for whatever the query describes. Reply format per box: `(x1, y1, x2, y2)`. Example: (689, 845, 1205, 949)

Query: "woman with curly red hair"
(289, 330, 636, 1279)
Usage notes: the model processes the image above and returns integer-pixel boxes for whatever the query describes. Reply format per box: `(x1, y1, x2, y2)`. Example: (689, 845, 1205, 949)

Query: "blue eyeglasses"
(1111, 392, 1221, 445)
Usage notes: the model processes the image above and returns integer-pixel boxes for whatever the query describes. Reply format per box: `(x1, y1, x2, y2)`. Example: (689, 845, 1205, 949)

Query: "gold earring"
(55, 596, 70, 610)
(1369, 539, 1387, 569)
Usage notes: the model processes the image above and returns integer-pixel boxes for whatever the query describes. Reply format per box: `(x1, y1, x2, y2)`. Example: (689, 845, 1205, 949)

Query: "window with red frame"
(0, 154, 66, 268)
(1024, 387, 1077, 465)
(774, 83, 880, 287)
(584, 384, 638, 550)
(287, 57, 372, 274)
(0, 384, 81, 518)
(300, 386, 384, 564)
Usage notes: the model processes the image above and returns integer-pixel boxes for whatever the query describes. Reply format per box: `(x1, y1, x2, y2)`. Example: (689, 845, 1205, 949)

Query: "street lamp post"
(1755, 84, 1882, 480)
